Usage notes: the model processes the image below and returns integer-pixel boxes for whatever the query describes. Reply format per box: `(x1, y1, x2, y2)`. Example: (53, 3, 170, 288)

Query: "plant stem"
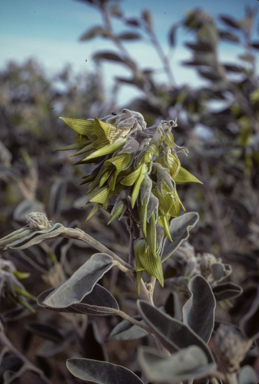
(62, 227, 133, 270)
(117, 310, 151, 333)
(0, 322, 52, 384)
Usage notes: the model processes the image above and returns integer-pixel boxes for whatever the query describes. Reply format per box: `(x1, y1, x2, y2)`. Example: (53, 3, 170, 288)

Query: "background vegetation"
(0, 1, 259, 383)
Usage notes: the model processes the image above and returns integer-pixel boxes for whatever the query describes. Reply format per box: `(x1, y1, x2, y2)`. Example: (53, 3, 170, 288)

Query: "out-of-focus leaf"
(137, 301, 214, 362)
(110, 317, 148, 340)
(27, 322, 65, 344)
(168, 24, 177, 47)
(185, 42, 212, 52)
(49, 178, 67, 217)
(13, 200, 45, 223)
(212, 283, 243, 301)
(220, 15, 240, 29)
(223, 64, 244, 73)
(198, 70, 222, 81)
(219, 30, 240, 42)
(211, 263, 232, 282)
(125, 18, 140, 27)
(43, 253, 115, 308)
(164, 291, 182, 321)
(251, 41, 259, 50)
(239, 365, 258, 384)
(162, 212, 199, 262)
(118, 32, 141, 40)
(138, 346, 216, 383)
(183, 276, 216, 343)
(241, 289, 259, 340)
(38, 284, 119, 316)
(81, 322, 107, 361)
(4, 223, 65, 250)
(93, 51, 124, 63)
(36, 341, 64, 358)
(142, 9, 152, 32)
(80, 26, 109, 41)
(66, 358, 145, 384)
(0, 166, 20, 182)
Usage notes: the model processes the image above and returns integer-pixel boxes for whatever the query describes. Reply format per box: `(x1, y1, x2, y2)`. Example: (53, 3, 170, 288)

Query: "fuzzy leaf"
(110, 317, 148, 340)
(3, 223, 65, 250)
(38, 284, 119, 316)
(239, 365, 258, 384)
(138, 301, 214, 363)
(211, 263, 232, 282)
(212, 283, 243, 301)
(138, 346, 216, 383)
(66, 358, 144, 384)
(162, 212, 199, 262)
(183, 276, 216, 343)
(43, 253, 115, 308)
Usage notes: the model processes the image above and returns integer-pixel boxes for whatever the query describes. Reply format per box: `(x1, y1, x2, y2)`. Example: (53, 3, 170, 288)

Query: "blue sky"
(1, 0, 258, 104)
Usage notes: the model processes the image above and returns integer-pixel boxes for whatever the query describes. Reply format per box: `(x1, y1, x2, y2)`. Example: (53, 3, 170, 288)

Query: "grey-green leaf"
(162, 212, 199, 262)
(239, 365, 258, 384)
(137, 301, 214, 362)
(240, 290, 259, 340)
(110, 317, 148, 340)
(138, 346, 216, 383)
(211, 263, 232, 282)
(66, 358, 144, 384)
(38, 284, 119, 316)
(43, 254, 115, 308)
(4, 223, 65, 250)
(213, 283, 243, 301)
(183, 276, 216, 343)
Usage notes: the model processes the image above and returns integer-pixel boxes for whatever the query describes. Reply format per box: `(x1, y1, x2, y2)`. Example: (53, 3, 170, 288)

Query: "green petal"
(138, 195, 148, 237)
(59, 117, 94, 136)
(83, 138, 127, 161)
(120, 166, 142, 186)
(70, 143, 95, 157)
(146, 212, 157, 255)
(159, 216, 172, 242)
(99, 169, 113, 187)
(89, 186, 110, 207)
(132, 163, 149, 208)
(107, 203, 124, 224)
(54, 142, 89, 151)
(86, 204, 100, 221)
(175, 167, 203, 184)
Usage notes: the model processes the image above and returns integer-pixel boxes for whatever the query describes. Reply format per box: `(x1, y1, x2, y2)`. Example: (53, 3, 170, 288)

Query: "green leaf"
(175, 167, 202, 184)
(145, 212, 157, 255)
(183, 276, 216, 343)
(59, 117, 93, 136)
(137, 301, 215, 363)
(38, 284, 119, 316)
(43, 253, 115, 308)
(162, 212, 199, 262)
(66, 358, 145, 384)
(138, 346, 216, 383)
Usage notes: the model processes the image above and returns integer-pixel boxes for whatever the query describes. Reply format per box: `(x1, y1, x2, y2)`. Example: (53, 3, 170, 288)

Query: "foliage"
(0, 2, 259, 384)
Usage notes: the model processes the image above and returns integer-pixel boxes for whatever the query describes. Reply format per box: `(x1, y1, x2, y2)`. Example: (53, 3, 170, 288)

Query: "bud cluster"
(58, 109, 202, 290)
